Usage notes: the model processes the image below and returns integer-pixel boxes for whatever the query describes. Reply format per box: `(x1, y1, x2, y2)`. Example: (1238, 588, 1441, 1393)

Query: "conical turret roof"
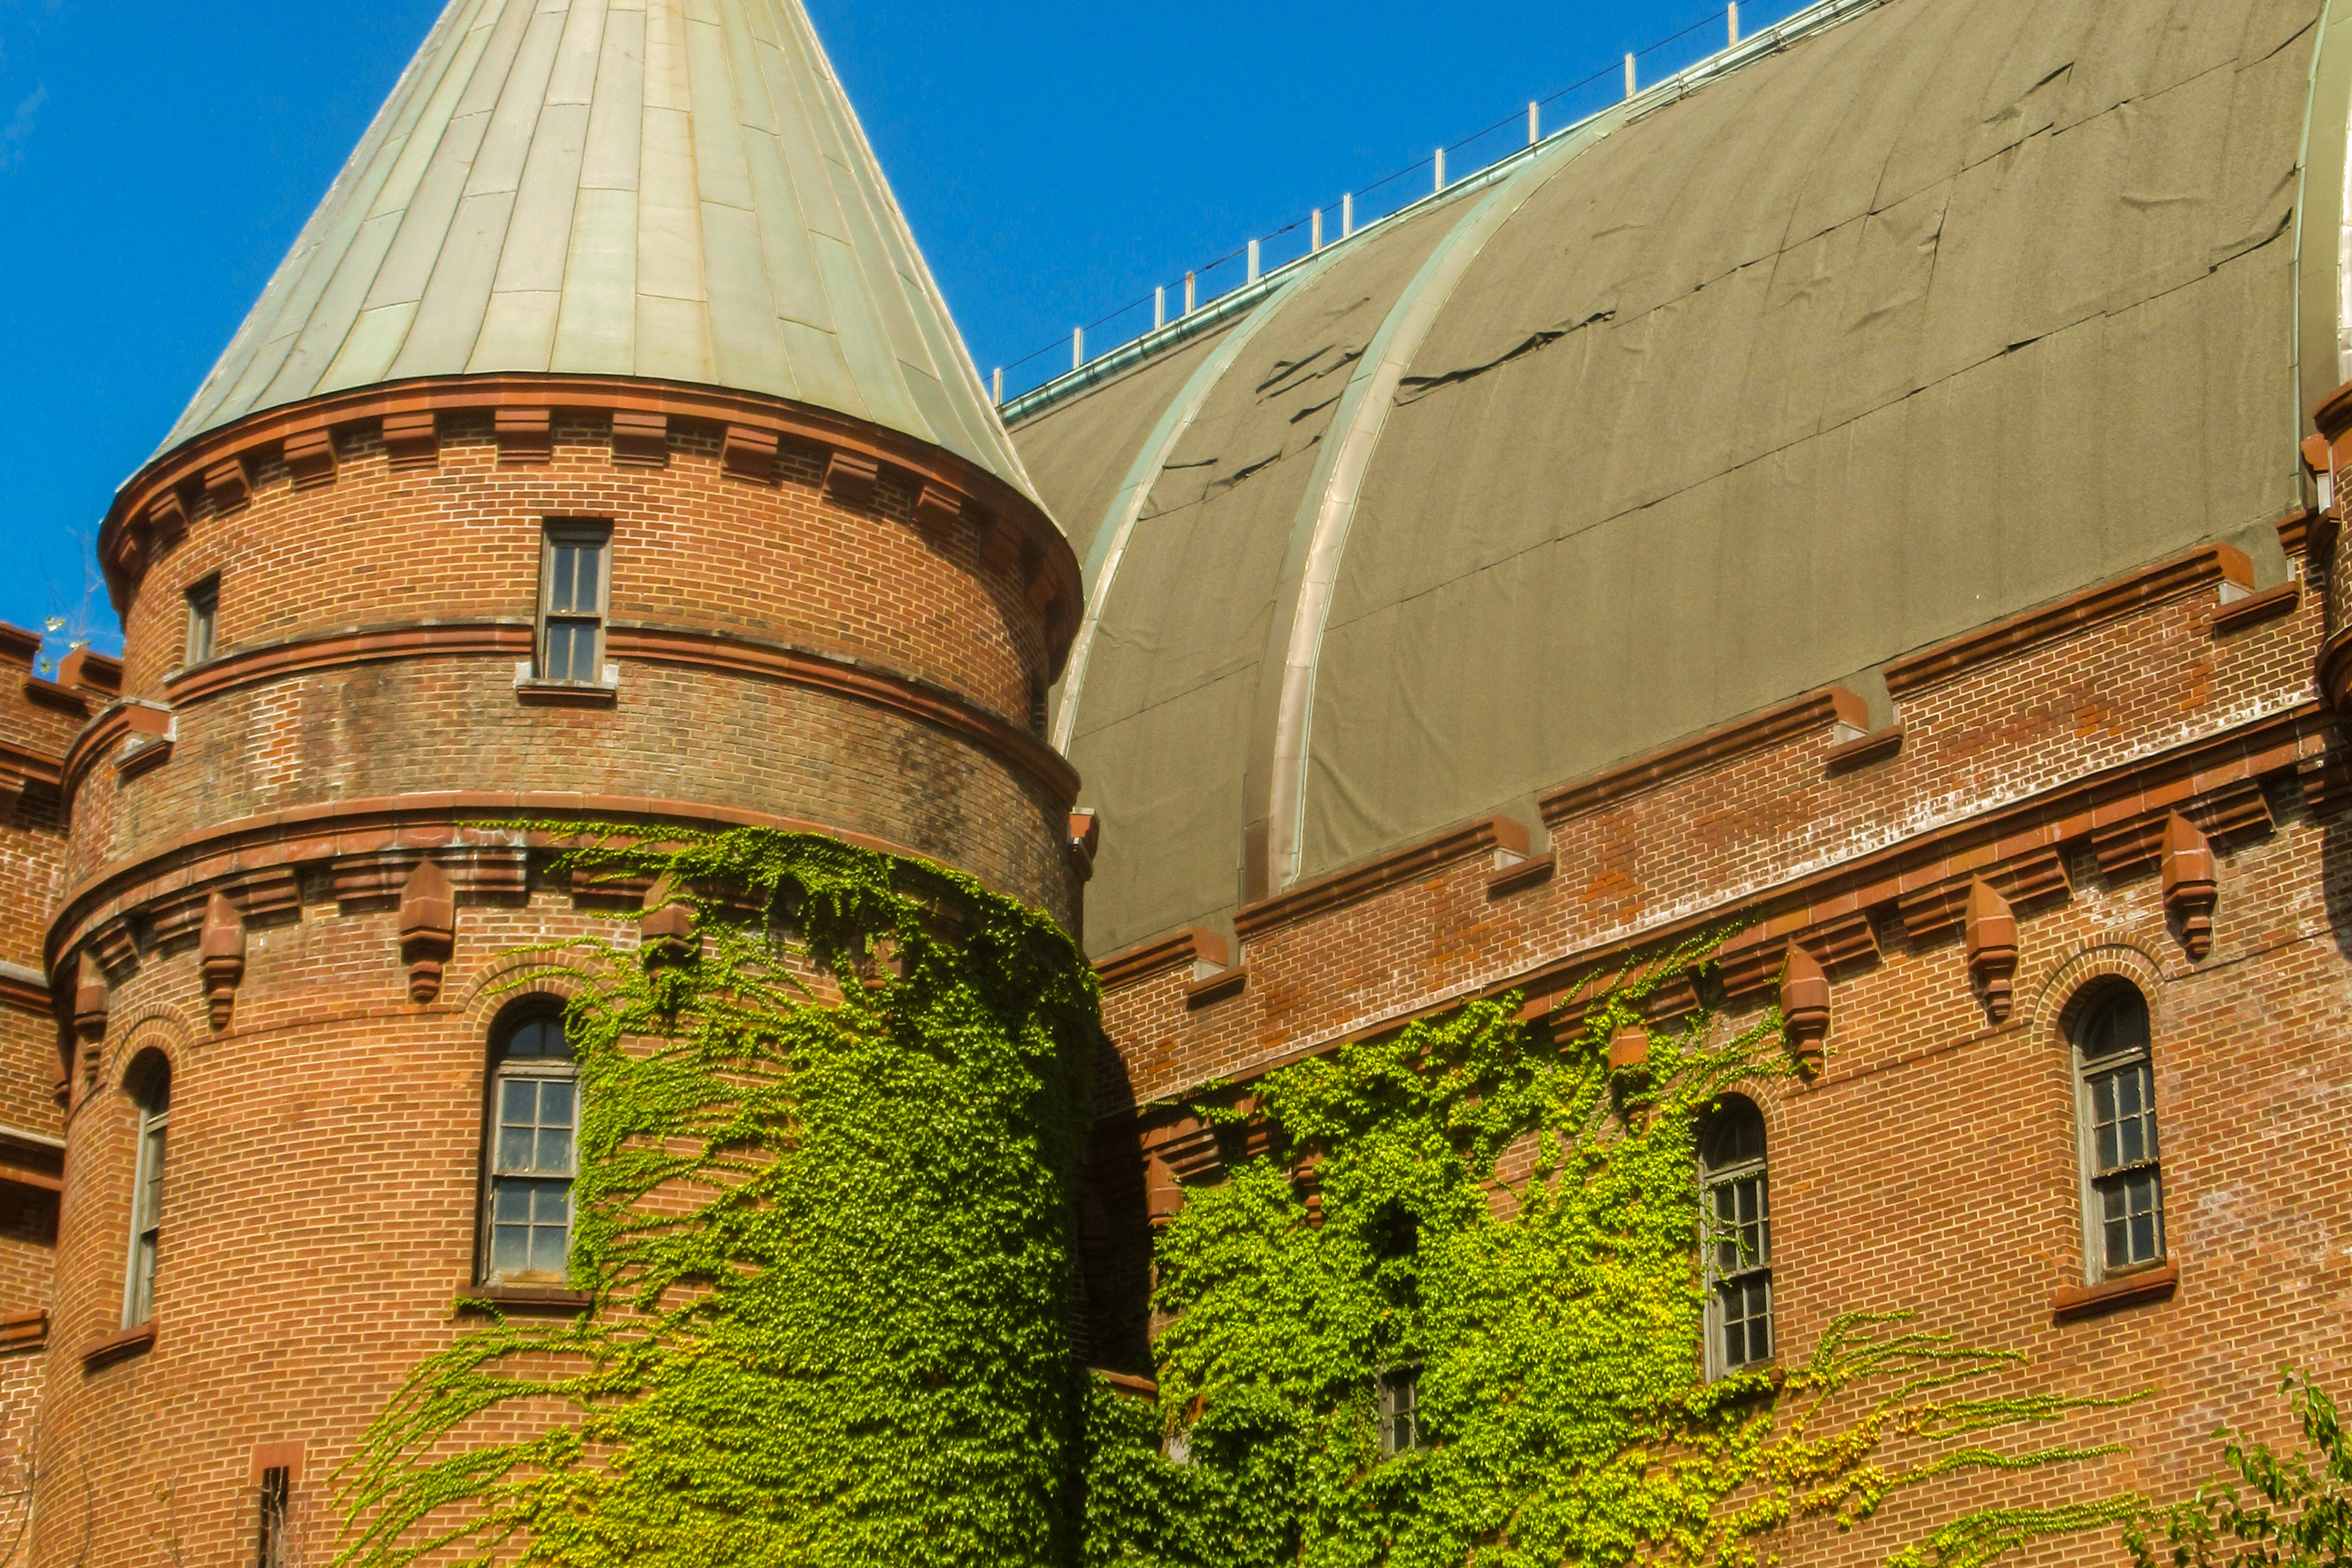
(159, 0, 1039, 505)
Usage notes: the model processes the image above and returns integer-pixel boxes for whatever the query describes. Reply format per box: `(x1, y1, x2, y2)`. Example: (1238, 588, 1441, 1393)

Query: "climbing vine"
(334, 840, 2144, 1568)
(1083, 939, 2146, 1568)
(335, 825, 1099, 1568)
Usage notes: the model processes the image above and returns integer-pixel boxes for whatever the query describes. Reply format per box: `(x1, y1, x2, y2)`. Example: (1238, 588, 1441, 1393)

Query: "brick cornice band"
(1093, 927, 1229, 991)
(1540, 687, 1866, 825)
(45, 793, 1012, 969)
(1882, 542, 2252, 699)
(1233, 813, 1529, 941)
(147, 619, 1077, 806)
(95, 373, 1084, 670)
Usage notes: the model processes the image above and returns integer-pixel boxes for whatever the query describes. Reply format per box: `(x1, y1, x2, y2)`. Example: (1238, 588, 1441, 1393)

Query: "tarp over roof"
(1014, 0, 2325, 957)
(157, 0, 1039, 507)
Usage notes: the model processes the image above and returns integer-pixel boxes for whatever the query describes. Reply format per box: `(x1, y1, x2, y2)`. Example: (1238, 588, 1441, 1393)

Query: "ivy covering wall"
(336, 839, 2142, 1568)
(338, 827, 1100, 1567)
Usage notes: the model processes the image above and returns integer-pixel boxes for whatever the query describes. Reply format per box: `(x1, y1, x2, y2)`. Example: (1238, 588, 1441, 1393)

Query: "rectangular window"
(1378, 1366, 1422, 1456)
(2087, 1057, 2163, 1270)
(537, 523, 610, 683)
(184, 575, 220, 668)
(255, 1466, 290, 1568)
(1707, 1170, 1771, 1373)
(124, 1099, 168, 1327)
(488, 1074, 576, 1280)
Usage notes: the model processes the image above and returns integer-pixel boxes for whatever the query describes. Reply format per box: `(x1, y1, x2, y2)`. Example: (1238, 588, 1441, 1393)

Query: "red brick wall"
(1086, 530, 2350, 1562)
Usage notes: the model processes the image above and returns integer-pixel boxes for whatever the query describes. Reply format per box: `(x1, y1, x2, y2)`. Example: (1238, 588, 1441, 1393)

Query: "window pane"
(492, 1218, 528, 1275)
(495, 1182, 533, 1223)
(500, 1125, 535, 1170)
(536, 1126, 573, 1174)
(541, 1080, 575, 1124)
(550, 545, 580, 613)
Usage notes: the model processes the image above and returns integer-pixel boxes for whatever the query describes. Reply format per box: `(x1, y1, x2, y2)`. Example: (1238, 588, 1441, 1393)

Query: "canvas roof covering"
(156, 0, 1038, 506)
(1014, 0, 2328, 957)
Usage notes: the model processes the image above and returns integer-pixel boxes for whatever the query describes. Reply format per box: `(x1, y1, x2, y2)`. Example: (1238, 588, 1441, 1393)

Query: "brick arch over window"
(453, 952, 595, 1035)
(2018, 936, 2169, 1040)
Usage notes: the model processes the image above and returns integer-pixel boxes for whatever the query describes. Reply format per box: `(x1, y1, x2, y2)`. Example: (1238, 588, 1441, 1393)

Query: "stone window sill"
(458, 1283, 593, 1314)
(2051, 1258, 2177, 1321)
(78, 1321, 155, 1368)
(514, 679, 617, 708)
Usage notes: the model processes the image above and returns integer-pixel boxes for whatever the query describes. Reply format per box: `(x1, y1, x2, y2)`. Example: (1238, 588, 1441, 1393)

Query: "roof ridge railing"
(995, 0, 1897, 425)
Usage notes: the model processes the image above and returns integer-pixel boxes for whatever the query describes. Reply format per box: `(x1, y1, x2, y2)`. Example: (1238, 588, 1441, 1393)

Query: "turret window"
(537, 522, 610, 684)
(1702, 1095, 1771, 1377)
(2073, 983, 2165, 1278)
(482, 1013, 579, 1284)
(184, 575, 220, 668)
(123, 1058, 170, 1327)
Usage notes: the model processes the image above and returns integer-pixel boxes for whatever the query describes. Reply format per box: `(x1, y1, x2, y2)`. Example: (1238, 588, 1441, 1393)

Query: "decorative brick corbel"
(611, 410, 668, 467)
(1779, 943, 1830, 1075)
(494, 408, 552, 464)
(198, 892, 246, 1031)
(398, 859, 456, 1004)
(383, 411, 439, 470)
(111, 519, 153, 575)
(721, 424, 779, 482)
(981, 518, 1022, 572)
(1068, 809, 1099, 879)
(911, 483, 963, 536)
(823, 449, 880, 507)
(284, 428, 337, 490)
(2160, 812, 2218, 960)
(1964, 878, 2019, 1022)
(641, 877, 698, 967)
(1607, 1025, 1651, 1077)
(146, 489, 189, 546)
(71, 967, 107, 1047)
(204, 454, 252, 514)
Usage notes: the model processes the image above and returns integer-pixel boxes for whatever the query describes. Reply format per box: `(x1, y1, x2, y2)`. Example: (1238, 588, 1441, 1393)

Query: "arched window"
(481, 1012, 578, 1285)
(1702, 1095, 1771, 1376)
(2073, 983, 2164, 1278)
(123, 1055, 170, 1327)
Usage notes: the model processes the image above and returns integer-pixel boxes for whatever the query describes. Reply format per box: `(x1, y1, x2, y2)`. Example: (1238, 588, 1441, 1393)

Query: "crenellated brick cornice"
(94, 374, 1085, 672)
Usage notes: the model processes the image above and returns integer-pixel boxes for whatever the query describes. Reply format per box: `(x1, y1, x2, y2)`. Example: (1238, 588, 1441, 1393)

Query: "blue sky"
(0, 0, 1789, 660)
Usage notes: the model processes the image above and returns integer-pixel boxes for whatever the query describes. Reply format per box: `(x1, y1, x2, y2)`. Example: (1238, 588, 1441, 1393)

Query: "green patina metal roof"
(159, 0, 1041, 506)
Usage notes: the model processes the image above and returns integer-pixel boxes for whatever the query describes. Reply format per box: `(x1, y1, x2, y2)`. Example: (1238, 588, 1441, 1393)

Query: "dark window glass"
(125, 1065, 170, 1327)
(2076, 986, 2165, 1275)
(538, 526, 609, 683)
(483, 1015, 578, 1283)
(255, 1466, 290, 1568)
(1702, 1096, 1771, 1375)
(185, 576, 220, 667)
(1378, 1366, 1422, 1455)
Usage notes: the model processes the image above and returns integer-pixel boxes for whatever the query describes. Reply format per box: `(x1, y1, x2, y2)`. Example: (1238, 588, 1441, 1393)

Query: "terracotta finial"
(641, 876, 698, 968)
(398, 859, 456, 1004)
(2160, 812, 2218, 960)
(198, 892, 247, 1031)
(1963, 878, 2019, 1022)
(1779, 943, 1831, 1074)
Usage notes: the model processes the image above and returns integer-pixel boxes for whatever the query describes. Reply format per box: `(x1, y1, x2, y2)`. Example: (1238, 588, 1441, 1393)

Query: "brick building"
(0, 0, 2345, 1559)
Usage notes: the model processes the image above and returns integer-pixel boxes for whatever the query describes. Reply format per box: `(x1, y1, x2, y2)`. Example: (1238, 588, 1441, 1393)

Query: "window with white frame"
(482, 1013, 578, 1284)
(2073, 982, 2165, 1278)
(1702, 1095, 1771, 1376)
(123, 1057, 170, 1327)
(537, 522, 610, 684)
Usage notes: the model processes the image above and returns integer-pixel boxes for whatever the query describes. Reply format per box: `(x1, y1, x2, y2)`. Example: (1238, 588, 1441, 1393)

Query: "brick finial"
(2160, 811, 2218, 960)
(1779, 943, 1830, 1074)
(641, 876, 698, 967)
(1963, 877, 2019, 1022)
(198, 892, 246, 1031)
(397, 859, 456, 1004)
(71, 965, 107, 1046)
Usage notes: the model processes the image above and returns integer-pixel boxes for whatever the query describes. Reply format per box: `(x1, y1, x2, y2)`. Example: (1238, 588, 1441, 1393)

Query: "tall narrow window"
(2074, 984, 2165, 1278)
(537, 523, 610, 683)
(1702, 1096, 1771, 1376)
(482, 1013, 578, 1284)
(184, 575, 220, 668)
(255, 1465, 290, 1568)
(123, 1060, 170, 1327)
(1378, 1366, 1423, 1455)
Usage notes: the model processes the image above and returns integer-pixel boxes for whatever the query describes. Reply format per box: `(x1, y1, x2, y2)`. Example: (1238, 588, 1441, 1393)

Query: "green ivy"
(1084, 940, 2145, 1568)
(335, 826, 1099, 1568)
(2129, 1374, 2352, 1567)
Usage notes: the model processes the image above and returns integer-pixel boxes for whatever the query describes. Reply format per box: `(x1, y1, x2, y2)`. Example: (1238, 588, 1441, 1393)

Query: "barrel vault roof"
(159, 0, 1040, 505)
(1012, 0, 2331, 956)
